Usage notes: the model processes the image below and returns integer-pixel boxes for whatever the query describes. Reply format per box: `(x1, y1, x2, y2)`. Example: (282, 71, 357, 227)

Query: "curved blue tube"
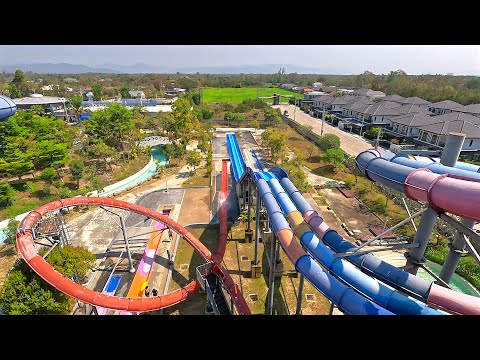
(0, 95, 16, 121)
(281, 176, 434, 300)
(273, 180, 439, 314)
(295, 256, 393, 315)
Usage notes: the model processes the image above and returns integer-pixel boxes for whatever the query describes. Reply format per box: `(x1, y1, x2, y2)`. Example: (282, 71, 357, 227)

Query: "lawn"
(182, 167, 211, 187)
(202, 87, 304, 103)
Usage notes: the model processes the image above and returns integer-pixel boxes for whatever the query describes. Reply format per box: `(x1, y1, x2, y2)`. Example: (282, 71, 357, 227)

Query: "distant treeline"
(1, 69, 480, 104)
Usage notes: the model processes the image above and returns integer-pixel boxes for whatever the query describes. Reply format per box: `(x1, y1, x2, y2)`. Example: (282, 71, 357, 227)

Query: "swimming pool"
(417, 259, 480, 297)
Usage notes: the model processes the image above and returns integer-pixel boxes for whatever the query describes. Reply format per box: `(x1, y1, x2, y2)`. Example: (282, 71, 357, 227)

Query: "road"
(273, 104, 374, 157)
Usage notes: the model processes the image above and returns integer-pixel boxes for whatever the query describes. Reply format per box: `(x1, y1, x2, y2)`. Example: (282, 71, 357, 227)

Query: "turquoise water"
(417, 260, 480, 297)
(101, 146, 167, 196)
(0, 229, 5, 243)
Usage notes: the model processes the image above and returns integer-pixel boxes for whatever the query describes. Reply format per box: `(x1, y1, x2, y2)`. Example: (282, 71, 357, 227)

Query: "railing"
(196, 261, 213, 290)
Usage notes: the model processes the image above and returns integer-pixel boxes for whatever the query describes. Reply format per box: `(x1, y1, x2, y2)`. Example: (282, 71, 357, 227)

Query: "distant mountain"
(0, 62, 327, 74)
(0, 63, 116, 74)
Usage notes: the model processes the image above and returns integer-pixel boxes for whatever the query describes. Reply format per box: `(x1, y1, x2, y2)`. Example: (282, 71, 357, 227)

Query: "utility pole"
(321, 103, 325, 136)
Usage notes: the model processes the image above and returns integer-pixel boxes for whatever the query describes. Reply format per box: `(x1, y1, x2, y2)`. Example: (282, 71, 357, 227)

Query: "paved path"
(273, 104, 374, 157)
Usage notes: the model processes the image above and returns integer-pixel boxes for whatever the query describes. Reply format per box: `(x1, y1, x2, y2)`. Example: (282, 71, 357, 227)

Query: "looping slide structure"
(16, 196, 250, 314)
(227, 132, 480, 315)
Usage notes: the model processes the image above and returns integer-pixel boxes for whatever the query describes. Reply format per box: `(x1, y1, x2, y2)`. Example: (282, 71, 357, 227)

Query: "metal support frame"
(402, 196, 418, 232)
(254, 191, 261, 265)
(100, 205, 135, 273)
(335, 242, 419, 259)
(405, 133, 466, 275)
(266, 234, 277, 315)
(329, 301, 336, 315)
(440, 218, 475, 284)
(42, 240, 60, 258)
(246, 179, 252, 232)
(275, 237, 281, 264)
(419, 263, 452, 289)
(438, 213, 480, 265)
(341, 207, 427, 256)
(295, 274, 305, 315)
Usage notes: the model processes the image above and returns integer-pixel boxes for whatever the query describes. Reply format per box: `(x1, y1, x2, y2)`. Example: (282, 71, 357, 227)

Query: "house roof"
(378, 100, 403, 109)
(418, 120, 480, 138)
(353, 88, 370, 96)
(455, 104, 480, 115)
(315, 96, 336, 104)
(13, 95, 67, 105)
(401, 96, 431, 106)
(319, 86, 336, 93)
(382, 94, 405, 102)
(129, 90, 144, 96)
(429, 112, 480, 123)
(356, 103, 401, 116)
(342, 99, 375, 111)
(428, 99, 463, 110)
(390, 113, 437, 127)
(330, 95, 358, 105)
(392, 104, 434, 116)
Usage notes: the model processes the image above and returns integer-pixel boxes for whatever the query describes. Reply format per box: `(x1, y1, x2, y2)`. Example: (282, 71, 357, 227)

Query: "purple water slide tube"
(266, 176, 440, 315)
(355, 149, 480, 314)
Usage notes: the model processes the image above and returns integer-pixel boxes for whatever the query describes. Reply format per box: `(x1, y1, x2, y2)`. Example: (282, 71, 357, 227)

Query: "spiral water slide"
(16, 189, 250, 314)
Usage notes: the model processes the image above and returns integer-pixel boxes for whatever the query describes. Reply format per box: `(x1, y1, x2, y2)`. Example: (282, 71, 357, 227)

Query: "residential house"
(312, 95, 336, 110)
(303, 88, 313, 93)
(453, 103, 480, 118)
(392, 104, 434, 116)
(317, 85, 337, 95)
(400, 96, 431, 108)
(385, 113, 437, 140)
(415, 112, 480, 157)
(353, 88, 386, 100)
(427, 100, 463, 115)
(354, 103, 401, 127)
(382, 94, 405, 103)
(280, 83, 296, 90)
(337, 88, 355, 95)
(329, 95, 359, 112)
(312, 82, 323, 90)
(129, 90, 145, 99)
(301, 91, 327, 105)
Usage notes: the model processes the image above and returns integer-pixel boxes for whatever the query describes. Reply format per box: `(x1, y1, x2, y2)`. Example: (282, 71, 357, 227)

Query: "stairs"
(205, 273, 231, 315)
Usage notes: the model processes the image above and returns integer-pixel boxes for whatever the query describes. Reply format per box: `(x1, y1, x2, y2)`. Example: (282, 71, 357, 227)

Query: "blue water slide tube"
(0, 95, 17, 121)
(227, 134, 393, 314)
(280, 175, 433, 300)
(267, 177, 440, 315)
(251, 149, 265, 172)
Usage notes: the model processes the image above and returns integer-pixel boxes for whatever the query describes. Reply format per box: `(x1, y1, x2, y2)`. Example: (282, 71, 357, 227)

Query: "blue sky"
(0, 45, 479, 75)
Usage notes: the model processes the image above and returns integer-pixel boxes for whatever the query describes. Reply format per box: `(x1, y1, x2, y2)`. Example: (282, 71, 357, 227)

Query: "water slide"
(226, 133, 394, 315)
(16, 196, 250, 314)
(0, 95, 16, 121)
(355, 148, 480, 314)
(117, 213, 169, 315)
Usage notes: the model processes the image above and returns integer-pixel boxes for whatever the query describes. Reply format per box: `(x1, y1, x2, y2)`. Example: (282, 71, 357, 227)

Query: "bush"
(234, 103, 250, 113)
(0, 181, 15, 208)
(40, 167, 57, 181)
(3, 219, 20, 245)
(318, 134, 341, 152)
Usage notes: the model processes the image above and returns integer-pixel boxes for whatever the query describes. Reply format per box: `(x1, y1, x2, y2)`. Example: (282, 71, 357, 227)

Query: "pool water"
(0, 229, 5, 243)
(417, 260, 480, 297)
(102, 146, 166, 196)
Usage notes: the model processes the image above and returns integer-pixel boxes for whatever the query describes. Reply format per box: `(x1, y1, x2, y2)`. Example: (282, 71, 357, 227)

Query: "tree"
(88, 174, 106, 195)
(3, 219, 20, 245)
(224, 111, 235, 127)
(307, 143, 317, 159)
(187, 150, 202, 175)
(0, 181, 14, 208)
(251, 119, 260, 129)
(37, 140, 69, 169)
(170, 97, 199, 141)
(0, 245, 95, 315)
(261, 128, 287, 164)
(364, 127, 381, 140)
(70, 159, 84, 188)
(120, 86, 130, 99)
(324, 148, 345, 165)
(192, 93, 201, 105)
(8, 84, 21, 98)
(318, 134, 341, 152)
(30, 105, 45, 115)
(11, 69, 25, 85)
(233, 112, 245, 127)
(193, 106, 213, 121)
(91, 83, 103, 101)
(41, 167, 57, 182)
(10, 69, 29, 97)
(85, 104, 135, 154)
(70, 95, 83, 114)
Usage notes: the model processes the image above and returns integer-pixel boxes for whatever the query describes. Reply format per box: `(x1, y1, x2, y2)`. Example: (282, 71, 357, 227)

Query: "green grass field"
(202, 87, 304, 103)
